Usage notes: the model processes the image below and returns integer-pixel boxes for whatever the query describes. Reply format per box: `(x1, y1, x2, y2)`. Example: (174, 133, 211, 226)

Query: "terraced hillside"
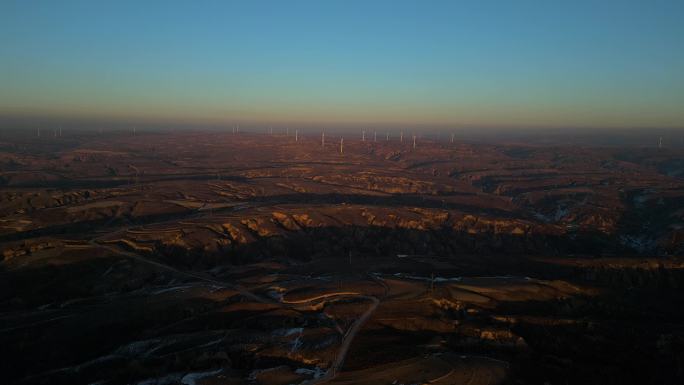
(1, 130, 683, 385)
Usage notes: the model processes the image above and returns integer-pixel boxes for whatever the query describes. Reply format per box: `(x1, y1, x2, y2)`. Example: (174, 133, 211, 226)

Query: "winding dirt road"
(88, 235, 381, 384)
(313, 295, 379, 383)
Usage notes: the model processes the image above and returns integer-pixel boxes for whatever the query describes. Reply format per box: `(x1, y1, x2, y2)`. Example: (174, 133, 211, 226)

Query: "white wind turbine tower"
(37, 127, 40, 137)
(374, 131, 377, 142)
(362, 130, 366, 141)
(321, 131, 325, 147)
(400, 131, 403, 143)
(133, 126, 136, 136)
(413, 134, 417, 149)
(659, 136, 663, 148)
(386, 132, 389, 141)
(295, 129, 299, 142)
(340, 137, 344, 154)
(451, 133, 455, 143)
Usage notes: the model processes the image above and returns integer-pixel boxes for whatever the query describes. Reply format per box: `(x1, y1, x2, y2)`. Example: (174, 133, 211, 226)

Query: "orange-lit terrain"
(1, 130, 683, 385)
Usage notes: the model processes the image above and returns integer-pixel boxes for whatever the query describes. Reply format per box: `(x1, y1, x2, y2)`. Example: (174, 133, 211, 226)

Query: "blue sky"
(1, 0, 683, 129)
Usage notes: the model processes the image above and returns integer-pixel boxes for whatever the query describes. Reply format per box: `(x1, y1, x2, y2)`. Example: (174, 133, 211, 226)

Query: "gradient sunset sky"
(1, 0, 683, 129)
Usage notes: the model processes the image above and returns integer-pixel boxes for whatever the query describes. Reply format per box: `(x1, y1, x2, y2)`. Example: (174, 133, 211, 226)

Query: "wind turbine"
(362, 130, 366, 141)
(413, 134, 416, 149)
(400, 131, 403, 143)
(321, 131, 325, 147)
(340, 137, 344, 154)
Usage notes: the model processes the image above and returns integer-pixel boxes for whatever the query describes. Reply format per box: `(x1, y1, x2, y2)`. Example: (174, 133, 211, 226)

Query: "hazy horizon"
(2, 1, 684, 130)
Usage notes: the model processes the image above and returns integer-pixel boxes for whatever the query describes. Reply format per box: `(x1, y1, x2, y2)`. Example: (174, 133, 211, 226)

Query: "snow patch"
(295, 366, 325, 379)
(181, 369, 222, 385)
(116, 338, 162, 356)
(274, 327, 303, 337)
(273, 327, 304, 353)
(392, 273, 462, 282)
(248, 366, 288, 381)
(151, 285, 194, 295)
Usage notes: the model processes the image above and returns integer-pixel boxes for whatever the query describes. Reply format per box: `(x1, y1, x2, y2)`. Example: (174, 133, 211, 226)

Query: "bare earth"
(1, 130, 683, 385)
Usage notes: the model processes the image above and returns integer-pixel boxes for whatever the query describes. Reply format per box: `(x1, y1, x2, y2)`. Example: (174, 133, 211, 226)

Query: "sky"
(1, 0, 683, 130)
